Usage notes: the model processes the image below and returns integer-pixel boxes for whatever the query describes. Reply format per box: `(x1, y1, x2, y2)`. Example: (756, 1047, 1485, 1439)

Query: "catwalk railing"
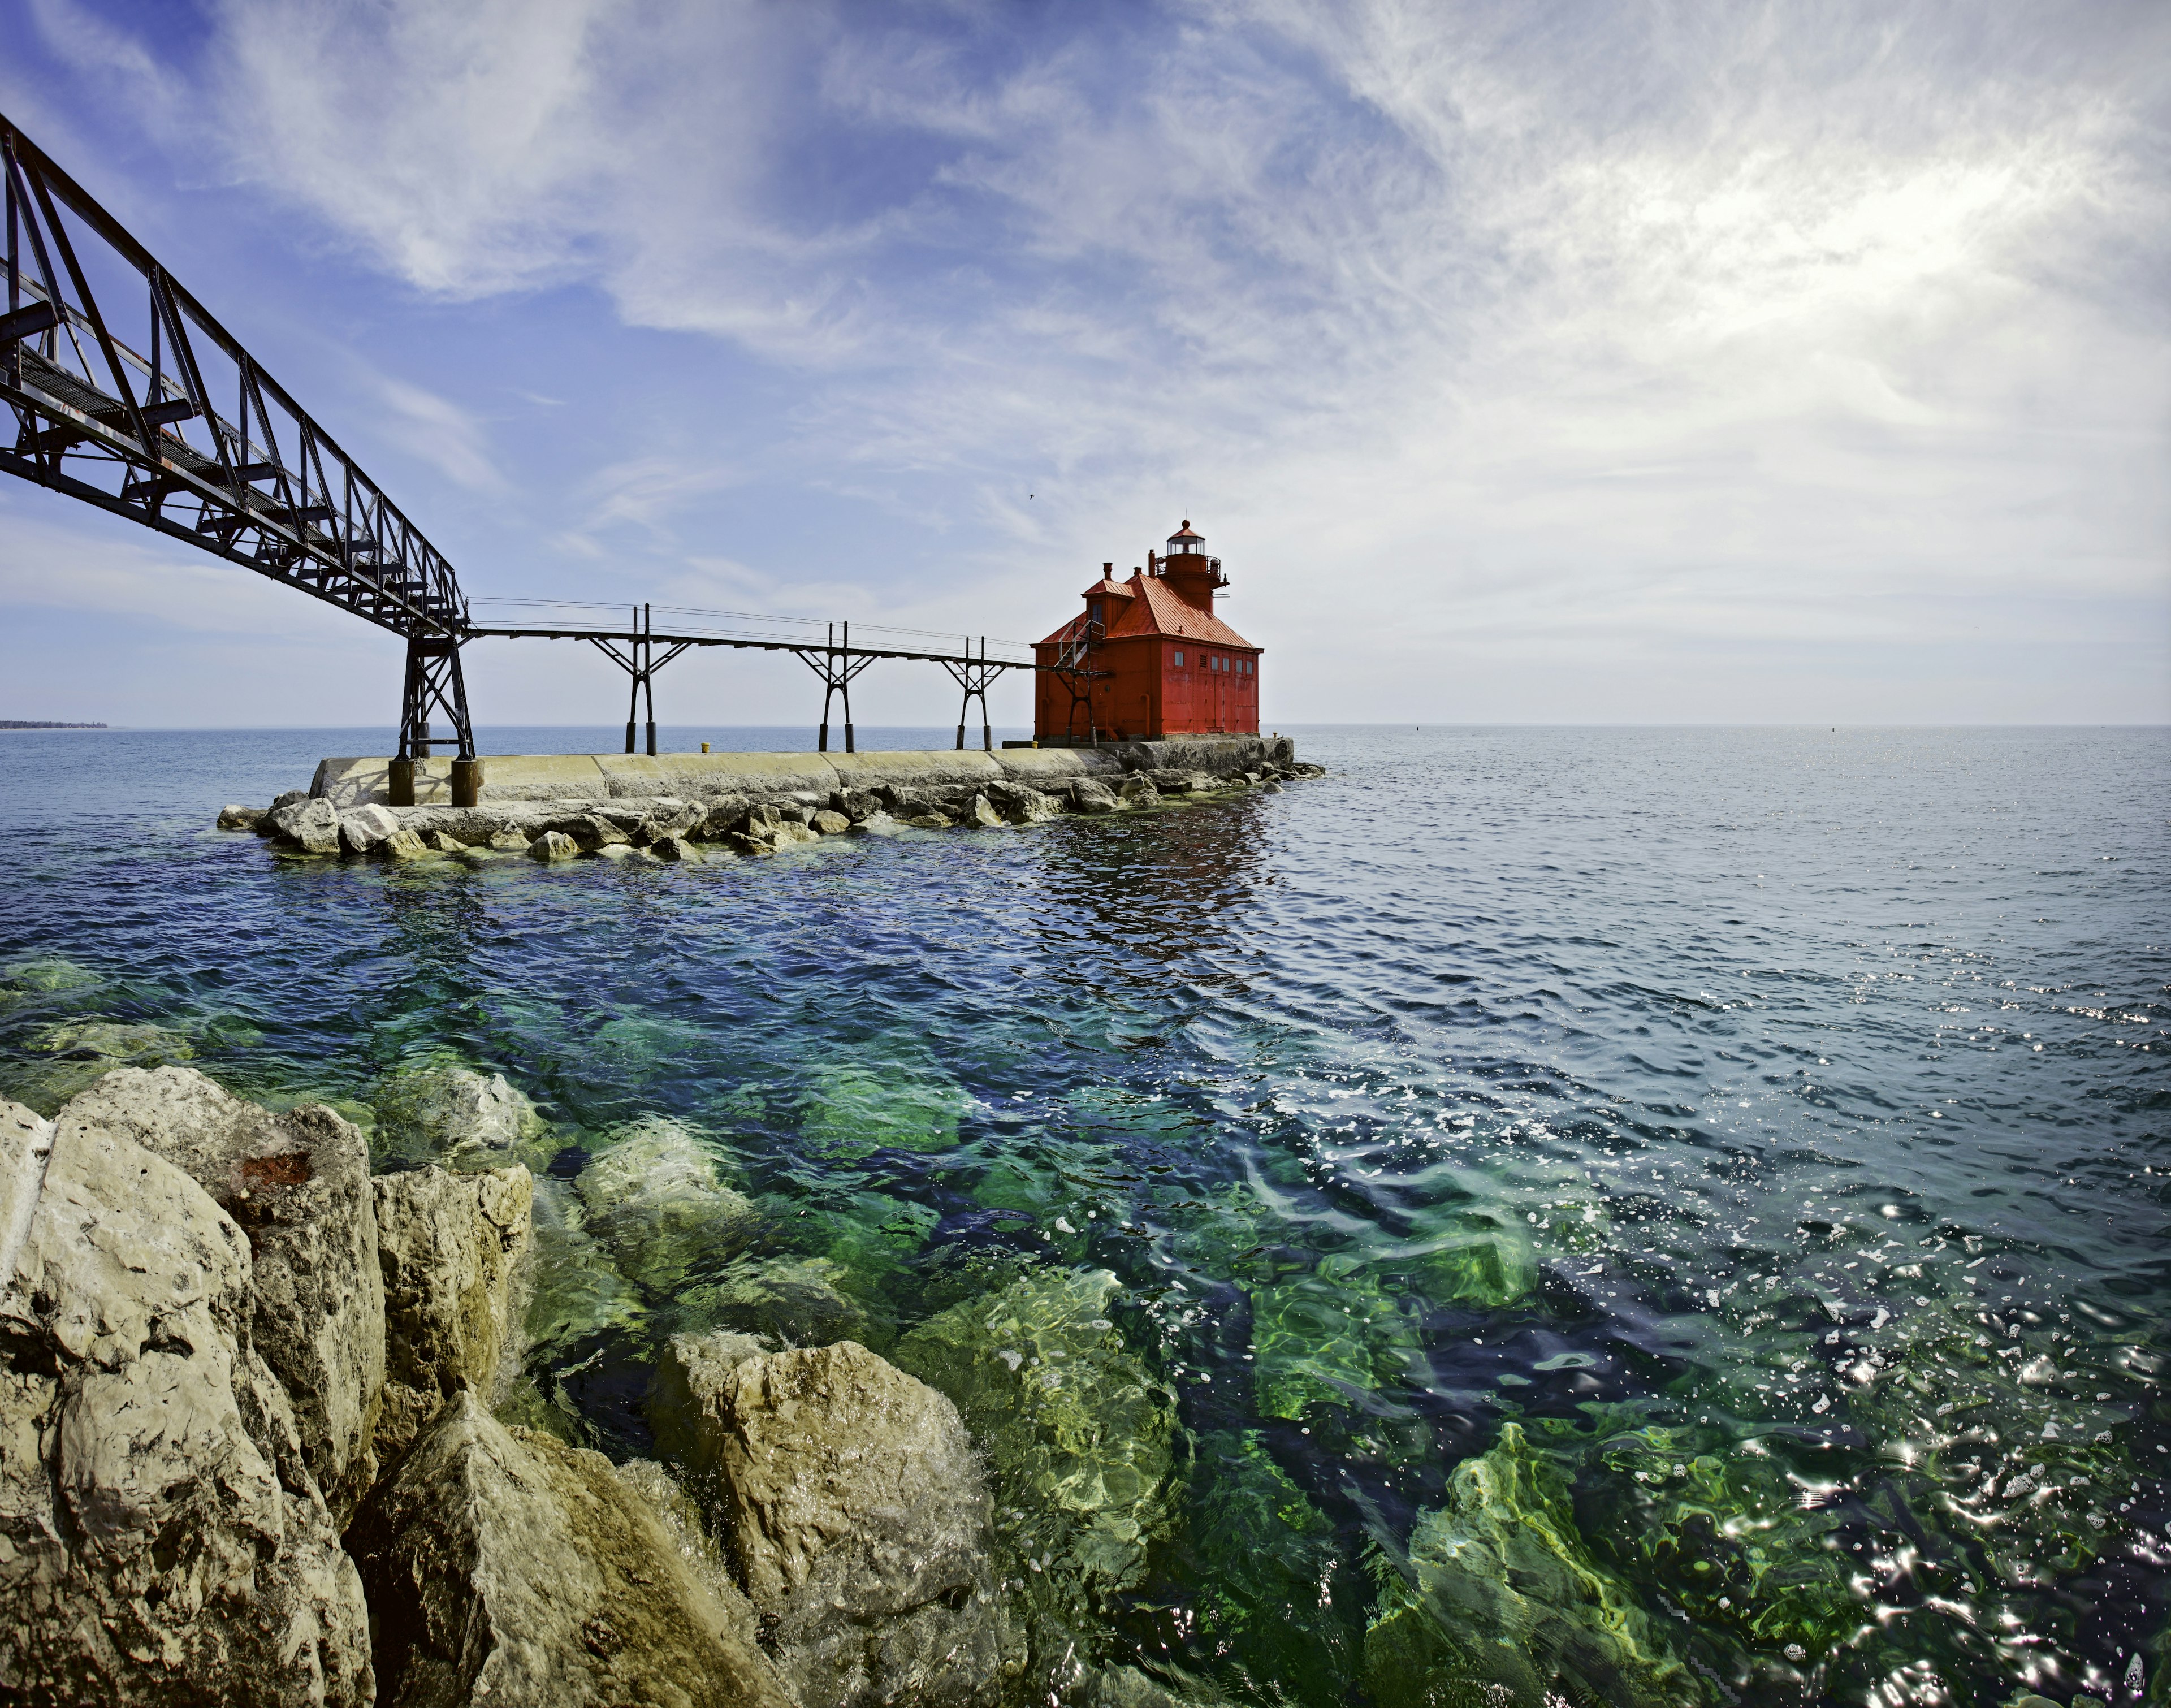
(0, 112, 1104, 785)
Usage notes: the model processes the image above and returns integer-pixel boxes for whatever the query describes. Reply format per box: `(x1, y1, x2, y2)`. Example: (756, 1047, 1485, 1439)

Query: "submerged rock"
(371, 1060, 548, 1169)
(576, 1116, 758, 1295)
(896, 1268, 1178, 1612)
(348, 1392, 790, 1708)
(57, 1066, 387, 1525)
(672, 1253, 867, 1346)
(651, 833, 700, 862)
(1364, 1422, 1694, 1708)
(26, 1017, 194, 1065)
(373, 1163, 534, 1468)
(665, 1339, 1018, 1707)
(0, 1096, 374, 1705)
(798, 1062, 968, 1161)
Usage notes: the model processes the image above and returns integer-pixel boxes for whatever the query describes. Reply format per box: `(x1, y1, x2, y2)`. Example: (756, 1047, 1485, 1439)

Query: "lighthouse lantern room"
(1033, 521, 1261, 742)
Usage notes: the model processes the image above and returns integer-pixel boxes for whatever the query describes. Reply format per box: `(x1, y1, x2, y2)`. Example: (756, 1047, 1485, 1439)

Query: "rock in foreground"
(0, 1096, 373, 1705)
(372, 1163, 533, 1466)
(348, 1392, 789, 1708)
(56, 1065, 387, 1525)
(658, 1338, 1018, 1707)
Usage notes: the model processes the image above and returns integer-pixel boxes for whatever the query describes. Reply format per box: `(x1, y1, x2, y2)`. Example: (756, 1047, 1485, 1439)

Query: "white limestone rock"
(348, 1392, 790, 1708)
(0, 1096, 373, 1705)
(270, 796, 342, 854)
(664, 1339, 1019, 1708)
(371, 1164, 534, 1467)
(55, 1067, 387, 1524)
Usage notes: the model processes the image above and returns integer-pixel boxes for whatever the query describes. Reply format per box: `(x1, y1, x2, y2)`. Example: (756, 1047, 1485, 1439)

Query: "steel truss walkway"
(0, 114, 1100, 803)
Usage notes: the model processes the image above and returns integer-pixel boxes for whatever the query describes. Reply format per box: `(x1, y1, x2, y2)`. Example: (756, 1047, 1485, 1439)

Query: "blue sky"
(2, 0, 2166, 729)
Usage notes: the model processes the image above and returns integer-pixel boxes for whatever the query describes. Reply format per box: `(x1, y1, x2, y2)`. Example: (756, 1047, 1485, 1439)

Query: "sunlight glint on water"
(0, 724, 2164, 1706)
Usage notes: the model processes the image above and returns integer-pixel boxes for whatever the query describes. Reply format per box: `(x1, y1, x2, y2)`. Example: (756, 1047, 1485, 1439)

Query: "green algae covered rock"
(896, 1268, 1178, 1612)
(576, 1115, 758, 1295)
(671, 1254, 870, 1347)
(27, 1017, 194, 1063)
(1580, 1424, 1854, 1666)
(513, 1179, 650, 1441)
(1365, 1423, 1696, 1708)
(797, 1061, 970, 1160)
(1175, 1430, 1359, 1701)
(1, 955, 101, 996)
(1251, 1262, 1428, 1422)
(1385, 1220, 1538, 1308)
(370, 1058, 550, 1169)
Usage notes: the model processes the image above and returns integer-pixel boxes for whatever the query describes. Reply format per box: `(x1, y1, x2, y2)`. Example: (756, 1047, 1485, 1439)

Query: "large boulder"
(55, 1067, 386, 1524)
(215, 803, 263, 831)
(575, 1117, 757, 1295)
(1070, 779, 1119, 815)
(338, 803, 402, 855)
(896, 1269, 1177, 1614)
(269, 796, 343, 854)
(986, 781, 1061, 824)
(660, 1339, 1018, 1707)
(372, 1061, 547, 1169)
(0, 1097, 373, 1705)
(348, 1392, 790, 1708)
(372, 1164, 534, 1467)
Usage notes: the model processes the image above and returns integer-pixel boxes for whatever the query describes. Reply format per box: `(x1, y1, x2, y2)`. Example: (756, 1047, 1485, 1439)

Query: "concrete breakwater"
(218, 735, 1319, 860)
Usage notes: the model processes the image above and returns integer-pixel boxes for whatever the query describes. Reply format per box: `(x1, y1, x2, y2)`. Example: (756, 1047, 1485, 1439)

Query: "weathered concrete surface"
(660, 1338, 1018, 1708)
(55, 1066, 387, 1525)
(348, 1391, 790, 1708)
(310, 738, 1284, 810)
(0, 1095, 373, 1705)
(372, 1164, 533, 1468)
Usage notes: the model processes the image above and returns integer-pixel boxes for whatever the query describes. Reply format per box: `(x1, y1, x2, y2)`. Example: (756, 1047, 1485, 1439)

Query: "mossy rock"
(797, 1062, 968, 1160)
(1364, 1423, 1696, 1708)
(668, 1255, 868, 1347)
(27, 1018, 194, 1065)
(897, 1267, 1178, 1611)
(576, 1117, 759, 1295)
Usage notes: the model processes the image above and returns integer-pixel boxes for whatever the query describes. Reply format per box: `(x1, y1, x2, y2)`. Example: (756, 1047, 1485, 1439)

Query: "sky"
(1, 0, 2166, 730)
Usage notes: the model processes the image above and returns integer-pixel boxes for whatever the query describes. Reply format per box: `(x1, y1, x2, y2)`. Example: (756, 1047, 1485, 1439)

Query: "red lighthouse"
(1033, 521, 1261, 742)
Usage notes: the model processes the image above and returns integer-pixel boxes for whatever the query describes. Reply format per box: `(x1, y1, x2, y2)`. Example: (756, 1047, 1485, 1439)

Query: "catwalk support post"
(392, 633, 479, 806)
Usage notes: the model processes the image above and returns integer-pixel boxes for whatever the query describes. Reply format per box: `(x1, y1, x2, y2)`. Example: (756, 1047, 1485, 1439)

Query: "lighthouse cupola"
(1153, 518, 1227, 613)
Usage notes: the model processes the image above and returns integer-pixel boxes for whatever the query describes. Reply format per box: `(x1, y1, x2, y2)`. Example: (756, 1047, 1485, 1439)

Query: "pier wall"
(309, 736, 1294, 809)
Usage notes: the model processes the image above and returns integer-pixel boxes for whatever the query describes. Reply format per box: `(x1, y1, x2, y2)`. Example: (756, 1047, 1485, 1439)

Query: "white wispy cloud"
(7, 0, 2168, 721)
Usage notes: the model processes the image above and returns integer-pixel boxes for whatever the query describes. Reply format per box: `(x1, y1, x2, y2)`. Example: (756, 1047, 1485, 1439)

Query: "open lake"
(2, 723, 2164, 1707)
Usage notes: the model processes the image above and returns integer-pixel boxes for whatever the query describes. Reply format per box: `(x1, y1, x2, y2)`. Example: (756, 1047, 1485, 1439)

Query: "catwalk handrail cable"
(0, 111, 1100, 777)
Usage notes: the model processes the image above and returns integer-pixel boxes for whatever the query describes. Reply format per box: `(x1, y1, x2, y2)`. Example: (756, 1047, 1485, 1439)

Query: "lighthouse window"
(1173, 651, 1184, 667)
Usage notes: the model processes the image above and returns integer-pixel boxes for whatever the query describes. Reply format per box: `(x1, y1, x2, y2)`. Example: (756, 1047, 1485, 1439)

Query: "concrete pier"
(220, 737, 1317, 861)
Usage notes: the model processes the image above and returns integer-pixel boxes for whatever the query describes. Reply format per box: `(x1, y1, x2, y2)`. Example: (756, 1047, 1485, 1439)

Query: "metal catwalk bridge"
(0, 114, 1097, 802)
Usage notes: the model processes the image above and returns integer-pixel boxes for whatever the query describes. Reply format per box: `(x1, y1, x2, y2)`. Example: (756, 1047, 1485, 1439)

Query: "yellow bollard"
(701, 741, 711, 753)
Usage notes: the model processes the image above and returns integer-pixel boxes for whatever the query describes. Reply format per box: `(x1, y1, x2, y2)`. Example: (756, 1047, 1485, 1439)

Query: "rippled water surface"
(3, 724, 2165, 1707)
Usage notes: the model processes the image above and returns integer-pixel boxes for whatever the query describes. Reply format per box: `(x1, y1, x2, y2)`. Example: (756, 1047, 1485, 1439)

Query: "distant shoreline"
(0, 721, 108, 730)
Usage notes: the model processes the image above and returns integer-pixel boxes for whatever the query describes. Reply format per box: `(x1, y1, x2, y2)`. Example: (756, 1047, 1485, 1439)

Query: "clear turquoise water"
(2, 724, 2164, 1707)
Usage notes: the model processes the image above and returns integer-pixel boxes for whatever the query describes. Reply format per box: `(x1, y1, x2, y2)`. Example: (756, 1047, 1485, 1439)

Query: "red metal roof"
(1036, 569, 1254, 650)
